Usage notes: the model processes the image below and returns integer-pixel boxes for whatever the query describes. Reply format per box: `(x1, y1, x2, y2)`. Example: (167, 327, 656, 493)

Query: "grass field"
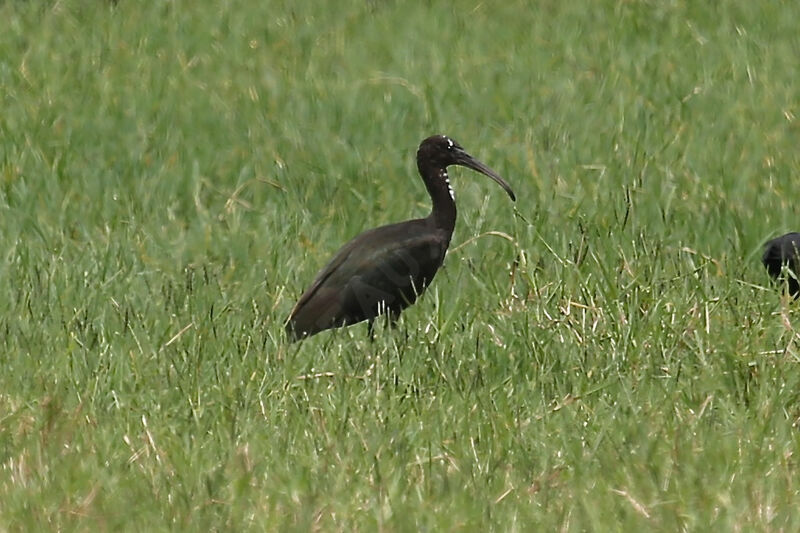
(1, 0, 799, 530)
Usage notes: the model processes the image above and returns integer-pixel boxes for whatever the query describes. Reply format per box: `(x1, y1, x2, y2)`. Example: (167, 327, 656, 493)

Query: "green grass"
(1, 0, 799, 530)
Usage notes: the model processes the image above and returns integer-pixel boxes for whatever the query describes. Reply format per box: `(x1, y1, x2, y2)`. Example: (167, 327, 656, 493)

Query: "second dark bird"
(286, 135, 516, 341)
(762, 232, 800, 296)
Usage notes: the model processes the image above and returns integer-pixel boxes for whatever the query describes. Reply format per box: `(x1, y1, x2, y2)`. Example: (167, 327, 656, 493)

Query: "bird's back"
(763, 233, 800, 277)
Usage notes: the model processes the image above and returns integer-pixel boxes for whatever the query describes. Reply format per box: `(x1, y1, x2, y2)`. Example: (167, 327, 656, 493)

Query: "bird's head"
(417, 135, 516, 201)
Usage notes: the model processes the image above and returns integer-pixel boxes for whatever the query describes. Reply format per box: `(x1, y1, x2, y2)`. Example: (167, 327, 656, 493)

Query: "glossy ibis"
(286, 135, 516, 341)
(762, 232, 800, 296)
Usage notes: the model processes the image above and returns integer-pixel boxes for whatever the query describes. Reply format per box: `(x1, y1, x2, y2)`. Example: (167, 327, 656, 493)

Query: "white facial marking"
(446, 137, 454, 149)
(443, 170, 455, 201)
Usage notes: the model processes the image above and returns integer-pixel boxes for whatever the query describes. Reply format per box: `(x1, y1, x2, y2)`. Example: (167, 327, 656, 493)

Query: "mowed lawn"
(1, 0, 799, 530)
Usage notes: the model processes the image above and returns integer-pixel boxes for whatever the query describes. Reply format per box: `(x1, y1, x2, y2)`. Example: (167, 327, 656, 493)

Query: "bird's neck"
(419, 164, 457, 233)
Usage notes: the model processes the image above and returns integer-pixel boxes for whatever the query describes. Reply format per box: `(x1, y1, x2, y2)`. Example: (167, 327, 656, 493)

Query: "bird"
(285, 135, 516, 341)
(762, 232, 800, 296)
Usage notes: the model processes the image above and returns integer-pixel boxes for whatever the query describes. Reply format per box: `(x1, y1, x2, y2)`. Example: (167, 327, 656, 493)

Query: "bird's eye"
(446, 138, 454, 150)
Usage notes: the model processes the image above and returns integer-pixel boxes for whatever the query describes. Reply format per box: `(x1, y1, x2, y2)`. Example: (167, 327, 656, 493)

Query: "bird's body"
(286, 135, 515, 341)
(762, 232, 800, 296)
(287, 218, 450, 338)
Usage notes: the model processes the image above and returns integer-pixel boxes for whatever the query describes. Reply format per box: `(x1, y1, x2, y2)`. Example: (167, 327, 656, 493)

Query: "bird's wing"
(288, 243, 356, 319)
(342, 232, 444, 297)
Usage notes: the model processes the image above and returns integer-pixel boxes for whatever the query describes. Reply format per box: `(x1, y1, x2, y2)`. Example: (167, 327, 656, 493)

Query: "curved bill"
(455, 151, 516, 202)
